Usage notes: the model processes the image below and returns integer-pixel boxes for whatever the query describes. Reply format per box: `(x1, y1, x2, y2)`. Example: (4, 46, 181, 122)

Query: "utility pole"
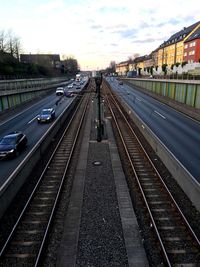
(95, 72, 103, 142)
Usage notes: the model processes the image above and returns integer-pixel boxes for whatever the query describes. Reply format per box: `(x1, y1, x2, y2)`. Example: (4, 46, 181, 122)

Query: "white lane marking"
(28, 115, 38, 124)
(154, 110, 166, 119)
(0, 95, 54, 127)
(136, 97, 142, 102)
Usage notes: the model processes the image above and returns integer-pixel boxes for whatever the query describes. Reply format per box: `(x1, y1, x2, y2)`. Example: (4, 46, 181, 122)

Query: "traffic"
(107, 77, 200, 181)
(0, 78, 87, 186)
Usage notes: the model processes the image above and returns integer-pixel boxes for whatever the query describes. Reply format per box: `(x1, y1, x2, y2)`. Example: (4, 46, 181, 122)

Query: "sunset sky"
(0, 0, 200, 70)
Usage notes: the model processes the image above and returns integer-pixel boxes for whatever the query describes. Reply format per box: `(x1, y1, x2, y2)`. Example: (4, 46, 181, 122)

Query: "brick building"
(20, 54, 61, 69)
(183, 27, 200, 63)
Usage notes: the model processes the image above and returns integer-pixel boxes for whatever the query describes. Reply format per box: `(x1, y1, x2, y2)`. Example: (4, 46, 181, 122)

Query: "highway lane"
(107, 78, 200, 181)
(0, 86, 76, 185)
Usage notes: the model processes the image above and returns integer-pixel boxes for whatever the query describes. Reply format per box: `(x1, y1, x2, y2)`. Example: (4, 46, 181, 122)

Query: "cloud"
(131, 37, 164, 44)
(90, 25, 103, 30)
(110, 43, 118, 47)
(1, 0, 200, 70)
(98, 6, 128, 14)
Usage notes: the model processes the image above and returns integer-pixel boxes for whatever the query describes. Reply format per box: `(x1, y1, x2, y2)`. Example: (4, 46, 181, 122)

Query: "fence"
(0, 77, 67, 112)
(126, 78, 200, 109)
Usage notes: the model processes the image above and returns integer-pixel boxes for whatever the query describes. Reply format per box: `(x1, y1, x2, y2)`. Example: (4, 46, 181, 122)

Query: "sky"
(0, 0, 200, 70)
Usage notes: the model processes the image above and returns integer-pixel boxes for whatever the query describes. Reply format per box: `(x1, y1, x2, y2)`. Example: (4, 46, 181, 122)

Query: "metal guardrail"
(125, 78, 200, 109)
(0, 77, 67, 95)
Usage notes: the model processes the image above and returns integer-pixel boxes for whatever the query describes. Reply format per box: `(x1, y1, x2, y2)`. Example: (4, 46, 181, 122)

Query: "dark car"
(119, 80, 123, 85)
(76, 83, 81, 89)
(0, 131, 27, 159)
(37, 108, 55, 123)
(65, 91, 74, 97)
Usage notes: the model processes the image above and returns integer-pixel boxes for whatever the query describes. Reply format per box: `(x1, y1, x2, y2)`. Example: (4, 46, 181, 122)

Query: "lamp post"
(95, 72, 103, 142)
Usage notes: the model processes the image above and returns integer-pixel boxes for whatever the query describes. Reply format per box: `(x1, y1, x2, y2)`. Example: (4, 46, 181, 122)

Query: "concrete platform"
(56, 98, 149, 267)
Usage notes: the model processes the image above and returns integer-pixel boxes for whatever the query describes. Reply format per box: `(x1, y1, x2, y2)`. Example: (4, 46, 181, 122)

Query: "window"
(189, 50, 195, 55)
(185, 44, 188, 49)
(184, 52, 187, 57)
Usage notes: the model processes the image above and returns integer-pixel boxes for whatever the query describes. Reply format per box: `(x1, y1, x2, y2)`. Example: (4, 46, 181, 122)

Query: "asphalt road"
(0, 84, 79, 186)
(107, 78, 200, 182)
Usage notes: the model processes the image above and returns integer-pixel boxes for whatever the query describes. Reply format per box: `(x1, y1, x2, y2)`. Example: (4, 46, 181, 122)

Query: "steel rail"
(34, 92, 90, 267)
(0, 89, 90, 266)
(105, 84, 200, 266)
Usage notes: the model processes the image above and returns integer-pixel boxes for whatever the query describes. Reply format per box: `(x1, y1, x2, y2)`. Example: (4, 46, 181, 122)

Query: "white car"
(67, 84, 73, 89)
(56, 87, 65, 96)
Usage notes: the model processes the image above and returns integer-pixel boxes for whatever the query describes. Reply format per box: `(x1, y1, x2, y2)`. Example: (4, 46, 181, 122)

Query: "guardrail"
(0, 77, 69, 112)
(0, 77, 67, 95)
(125, 78, 200, 109)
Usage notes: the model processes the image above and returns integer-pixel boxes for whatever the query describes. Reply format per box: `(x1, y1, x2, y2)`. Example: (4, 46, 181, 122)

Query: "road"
(107, 78, 200, 181)
(0, 83, 82, 186)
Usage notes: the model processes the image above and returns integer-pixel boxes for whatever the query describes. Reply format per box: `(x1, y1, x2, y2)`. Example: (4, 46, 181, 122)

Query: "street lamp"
(95, 72, 103, 142)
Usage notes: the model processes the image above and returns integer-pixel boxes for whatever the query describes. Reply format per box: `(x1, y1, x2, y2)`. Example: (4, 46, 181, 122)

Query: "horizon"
(0, 0, 200, 70)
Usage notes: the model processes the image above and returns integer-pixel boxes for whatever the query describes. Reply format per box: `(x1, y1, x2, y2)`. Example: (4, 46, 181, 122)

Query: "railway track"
(103, 81, 200, 266)
(0, 89, 90, 266)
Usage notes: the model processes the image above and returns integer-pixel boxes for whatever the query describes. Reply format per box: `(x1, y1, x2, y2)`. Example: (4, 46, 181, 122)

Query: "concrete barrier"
(114, 91, 200, 212)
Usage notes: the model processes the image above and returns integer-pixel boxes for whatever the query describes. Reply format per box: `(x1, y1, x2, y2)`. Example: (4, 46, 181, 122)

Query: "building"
(115, 61, 129, 76)
(157, 21, 200, 67)
(133, 56, 147, 75)
(20, 54, 61, 69)
(183, 27, 200, 63)
(143, 54, 154, 69)
(151, 49, 159, 68)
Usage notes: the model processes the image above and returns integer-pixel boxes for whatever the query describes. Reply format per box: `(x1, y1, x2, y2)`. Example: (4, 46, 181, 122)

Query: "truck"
(75, 74, 81, 82)
(127, 71, 137, 78)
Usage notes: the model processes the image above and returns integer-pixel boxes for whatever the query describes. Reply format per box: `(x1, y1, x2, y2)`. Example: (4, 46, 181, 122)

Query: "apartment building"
(183, 27, 200, 63)
(115, 20, 200, 76)
(157, 21, 200, 67)
(115, 61, 129, 76)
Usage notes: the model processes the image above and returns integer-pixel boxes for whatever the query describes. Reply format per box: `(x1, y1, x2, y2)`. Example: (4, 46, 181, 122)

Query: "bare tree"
(0, 29, 22, 61)
(133, 53, 140, 59)
(13, 36, 22, 61)
(0, 29, 6, 51)
(61, 55, 79, 74)
(109, 61, 116, 71)
(6, 29, 14, 56)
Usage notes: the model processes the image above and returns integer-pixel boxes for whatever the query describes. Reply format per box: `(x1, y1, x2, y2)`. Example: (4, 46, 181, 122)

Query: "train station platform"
(56, 97, 149, 267)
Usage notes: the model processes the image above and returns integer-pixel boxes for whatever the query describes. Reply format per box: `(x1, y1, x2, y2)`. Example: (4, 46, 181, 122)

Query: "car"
(37, 108, 55, 123)
(65, 90, 74, 97)
(76, 82, 81, 89)
(119, 81, 123, 85)
(56, 87, 65, 96)
(0, 131, 27, 159)
(67, 84, 73, 89)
